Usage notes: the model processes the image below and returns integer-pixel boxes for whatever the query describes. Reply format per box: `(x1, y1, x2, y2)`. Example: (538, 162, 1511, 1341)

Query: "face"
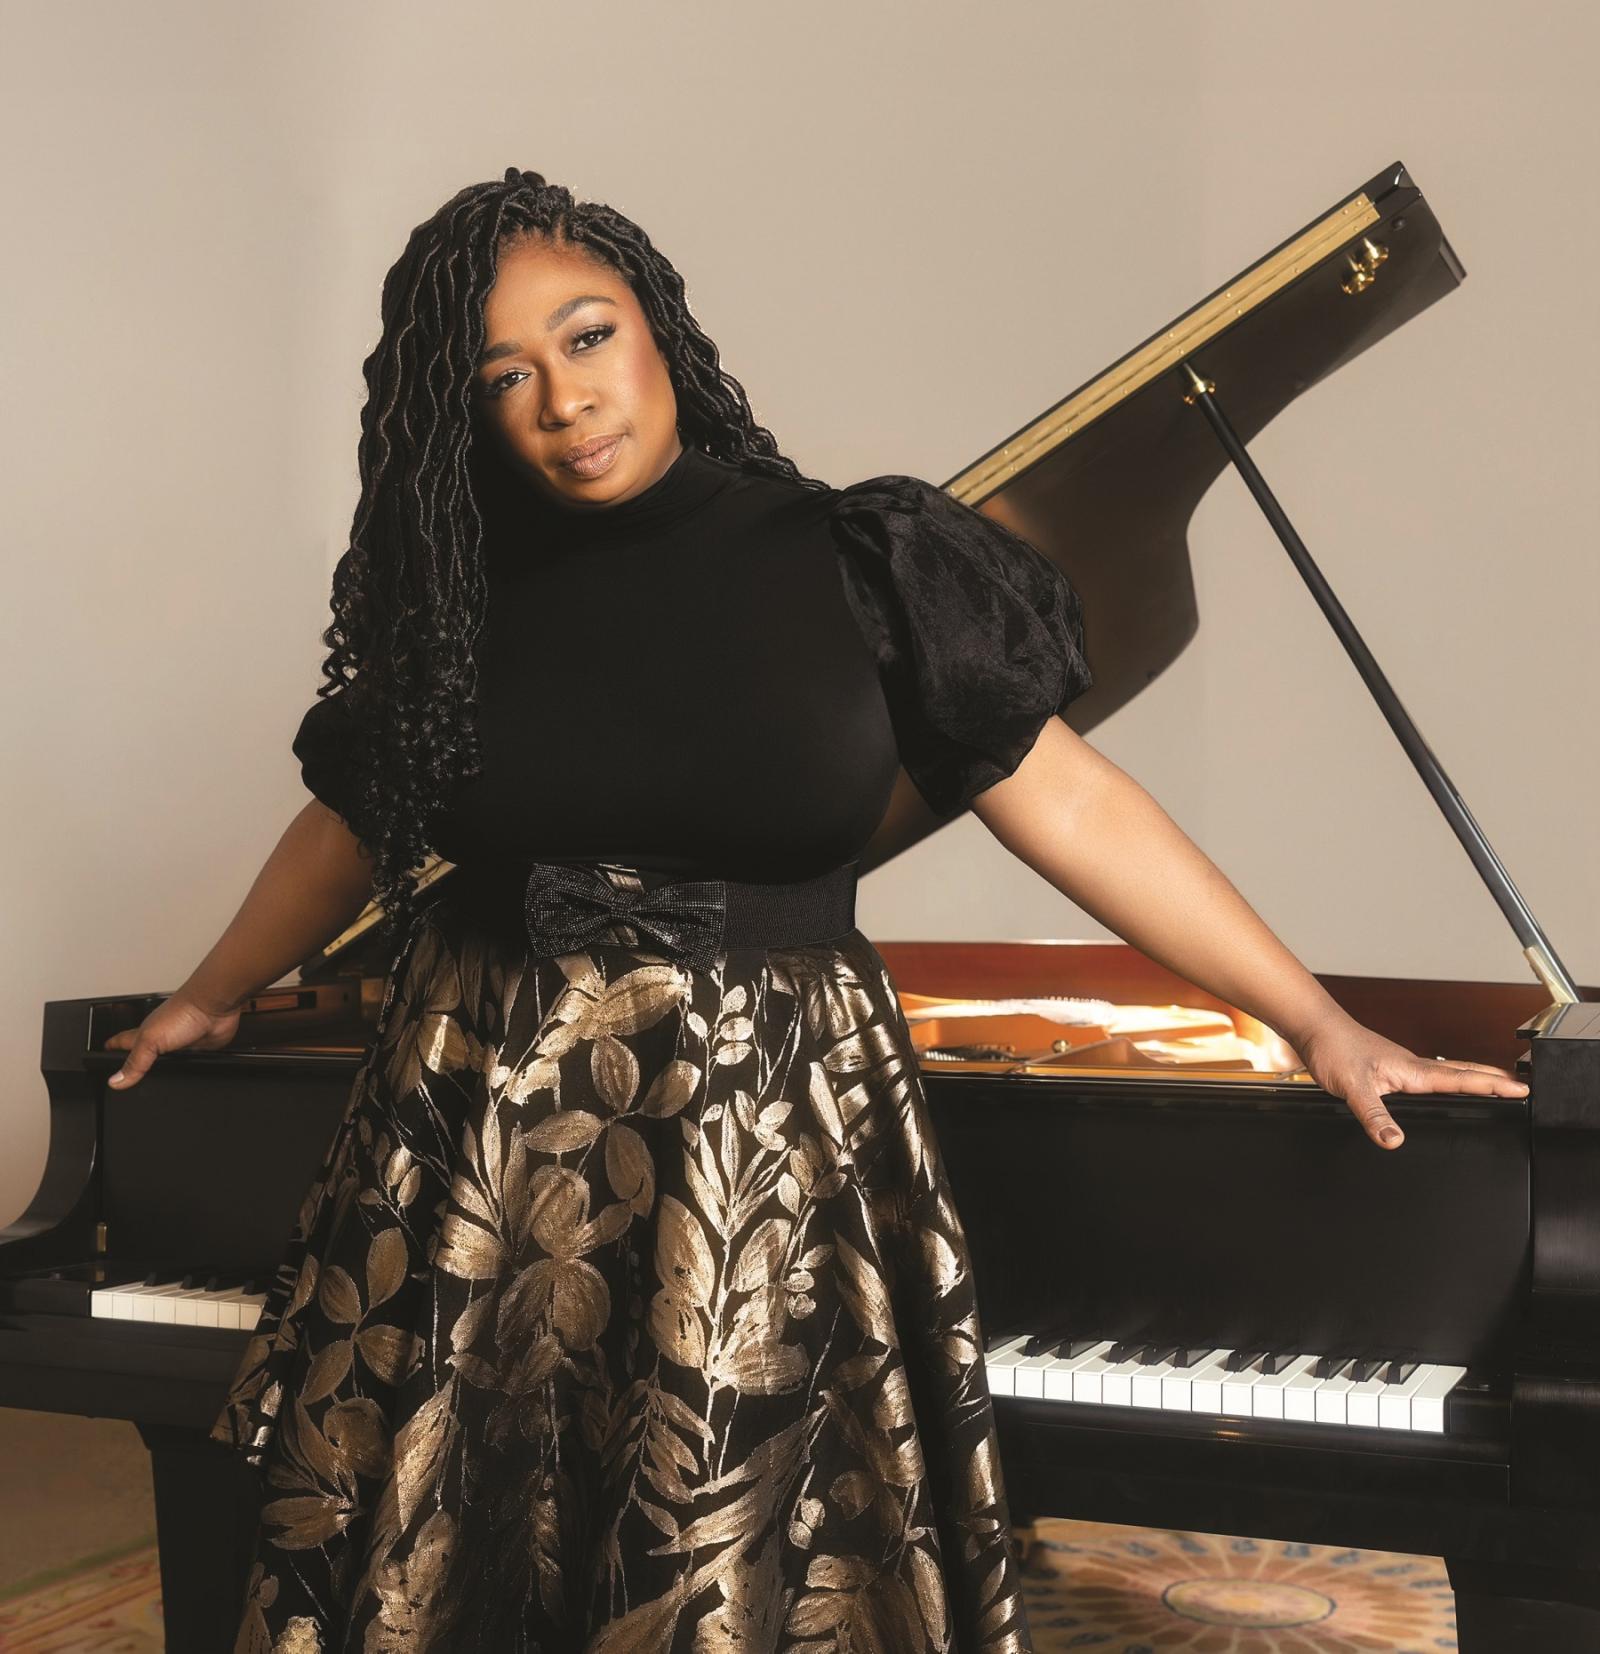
(471, 236, 682, 511)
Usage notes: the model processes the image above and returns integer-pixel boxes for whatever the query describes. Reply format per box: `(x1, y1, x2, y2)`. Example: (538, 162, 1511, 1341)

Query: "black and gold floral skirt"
(210, 865, 1031, 1652)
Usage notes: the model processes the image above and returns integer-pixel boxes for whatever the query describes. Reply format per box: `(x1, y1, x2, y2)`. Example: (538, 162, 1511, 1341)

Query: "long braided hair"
(316, 167, 826, 940)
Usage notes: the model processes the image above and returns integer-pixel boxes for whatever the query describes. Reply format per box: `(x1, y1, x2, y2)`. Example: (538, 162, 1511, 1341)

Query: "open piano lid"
(303, 160, 1463, 983)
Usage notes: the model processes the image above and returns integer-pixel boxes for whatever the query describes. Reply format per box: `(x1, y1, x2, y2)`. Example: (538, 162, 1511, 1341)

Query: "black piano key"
(1035, 1313, 1086, 1345)
(985, 1330, 1032, 1354)
(1060, 1338, 1103, 1359)
(1168, 1347, 1213, 1370)
(1224, 1349, 1266, 1373)
(1258, 1351, 1297, 1375)
(1137, 1343, 1181, 1366)
(1105, 1341, 1143, 1363)
(1021, 1333, 1060, 1358)
(1350, 1356, 1387, 1383)
(1313, 1355, 1354, 1380)
(1383, 1359, 1419, 1385)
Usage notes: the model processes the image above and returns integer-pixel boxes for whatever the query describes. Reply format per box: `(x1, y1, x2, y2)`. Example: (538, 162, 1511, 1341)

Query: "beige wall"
(3, 0, 1595, 1226)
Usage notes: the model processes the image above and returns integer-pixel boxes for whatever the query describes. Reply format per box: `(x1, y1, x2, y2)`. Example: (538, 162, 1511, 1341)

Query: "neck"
(489, 443, 740, 558)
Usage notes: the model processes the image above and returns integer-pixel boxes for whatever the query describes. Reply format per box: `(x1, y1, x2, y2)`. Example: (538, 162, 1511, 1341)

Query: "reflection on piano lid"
(899, 990, 1304, 1074)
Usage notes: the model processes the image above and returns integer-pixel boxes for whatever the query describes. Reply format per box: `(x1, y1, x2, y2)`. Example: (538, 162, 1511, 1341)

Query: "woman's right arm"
(103, 800, 377, 1088)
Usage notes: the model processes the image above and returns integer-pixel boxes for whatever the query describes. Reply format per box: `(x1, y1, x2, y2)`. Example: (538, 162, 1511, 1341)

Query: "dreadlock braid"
(314, 167, 828, 943)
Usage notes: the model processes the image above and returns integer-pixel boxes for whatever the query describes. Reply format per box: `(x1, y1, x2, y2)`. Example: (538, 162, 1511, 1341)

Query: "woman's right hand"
(103, 992, 243, 1088)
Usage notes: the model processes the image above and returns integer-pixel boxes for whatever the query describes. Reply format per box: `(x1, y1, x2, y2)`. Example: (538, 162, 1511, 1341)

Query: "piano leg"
(134, 1422, 262, 1654)
(1445, 1554, 1600, 1651)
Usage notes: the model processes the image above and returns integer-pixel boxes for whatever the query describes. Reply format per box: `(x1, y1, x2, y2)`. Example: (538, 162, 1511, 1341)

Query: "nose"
(537, 361, 596, 431)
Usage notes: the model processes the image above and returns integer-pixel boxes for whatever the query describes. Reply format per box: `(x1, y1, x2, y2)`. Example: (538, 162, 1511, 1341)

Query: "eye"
(484, 325, 615, 398)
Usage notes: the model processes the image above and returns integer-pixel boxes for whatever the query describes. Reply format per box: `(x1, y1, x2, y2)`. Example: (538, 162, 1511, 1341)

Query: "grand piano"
(6, 160, 1597, 1650)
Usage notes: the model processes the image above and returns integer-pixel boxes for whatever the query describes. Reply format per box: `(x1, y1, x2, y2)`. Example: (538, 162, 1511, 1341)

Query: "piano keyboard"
(985, 1334, 1468, 1433)
(89, 1270, 267, 1330)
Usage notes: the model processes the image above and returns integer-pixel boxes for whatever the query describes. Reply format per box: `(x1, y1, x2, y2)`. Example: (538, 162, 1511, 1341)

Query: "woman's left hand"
(1295, 1010, 1530, 1151)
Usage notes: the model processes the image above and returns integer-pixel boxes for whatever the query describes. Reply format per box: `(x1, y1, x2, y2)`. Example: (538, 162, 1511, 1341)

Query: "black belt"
(442, 857, 859, 970)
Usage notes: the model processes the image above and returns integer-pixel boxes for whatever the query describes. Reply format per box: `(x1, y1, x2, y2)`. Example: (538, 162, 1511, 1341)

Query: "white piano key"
(1346, 1368, 1389, 1428)
(1314, 1361, 1358, 1424)
(1130, 1352, 1179, 1409)
(165, 1286, 210, 1327)
(1249, 1354, 1319, 1419)
(1043, 1340, 1115, 1401)
(208, 1291, 240, 1330)
(1411, 1364, 1467, 1434)
(1011, 1349, 1057, 1398)
(1071, 1347, 1123, 1404)
(1377, 1362, 1433, 1430)
(1159, 1348, 1230, 1412)
(167, 1284, 237, 1327)
(144, 1282, 198, 1325)
(1188, 1350, 1235, 1415)
(126, 1280, 185, 1322)
(90, 1280, 146, 1319)
(1099, 1351, 1146, 1407)
(84, 1275, 267, 1333)
(1282, 1360, 1325, 1422)
(190, 1287, 226, 1329)
(1221, 1358, 1268, 1417)
(987, 1329, 1465, 1439)
(983, 1334, 1031, 1396)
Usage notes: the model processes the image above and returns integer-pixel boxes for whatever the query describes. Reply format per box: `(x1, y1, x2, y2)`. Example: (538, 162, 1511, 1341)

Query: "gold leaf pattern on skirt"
(210, 888, 1032, 1650)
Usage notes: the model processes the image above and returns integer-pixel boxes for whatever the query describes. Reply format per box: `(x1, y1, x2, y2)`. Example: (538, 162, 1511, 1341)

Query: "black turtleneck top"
(292, 445, 1093, 882)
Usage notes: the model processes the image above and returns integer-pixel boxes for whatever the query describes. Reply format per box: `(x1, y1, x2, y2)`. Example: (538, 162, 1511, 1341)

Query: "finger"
(1353, 1095, 1404, 1149)
(103, 1030, 132, 1051)
(1416, 1060, 1528, 1096)
(107, 1036, 158, 1089)
(1431, 1056, 1526, 1084)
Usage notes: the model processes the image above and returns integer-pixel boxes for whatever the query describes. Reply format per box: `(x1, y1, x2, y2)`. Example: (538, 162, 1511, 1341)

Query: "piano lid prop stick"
(1177, 358, 1579, 1006)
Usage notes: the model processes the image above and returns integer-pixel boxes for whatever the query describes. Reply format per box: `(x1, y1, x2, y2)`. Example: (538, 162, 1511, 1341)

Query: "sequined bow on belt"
(523, 861, 727, 970)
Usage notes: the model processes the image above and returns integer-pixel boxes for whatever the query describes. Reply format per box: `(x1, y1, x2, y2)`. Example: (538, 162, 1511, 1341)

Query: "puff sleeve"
(829, 473, 1093, 819)
(291, 691, 361, 822)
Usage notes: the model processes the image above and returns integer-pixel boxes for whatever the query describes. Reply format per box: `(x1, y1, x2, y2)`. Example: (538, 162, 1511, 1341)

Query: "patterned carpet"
(0, 1534, 164, 1650)
(1018, 1518, 1456, 1651)
(0, 1520, 1456, 1651)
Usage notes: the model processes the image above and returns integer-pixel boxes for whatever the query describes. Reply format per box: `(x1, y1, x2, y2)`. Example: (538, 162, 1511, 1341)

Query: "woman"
(105, 167, 1526, 1653)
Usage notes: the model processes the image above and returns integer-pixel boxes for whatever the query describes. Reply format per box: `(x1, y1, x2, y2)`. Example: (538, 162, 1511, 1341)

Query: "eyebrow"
(479, 295, 619, 366)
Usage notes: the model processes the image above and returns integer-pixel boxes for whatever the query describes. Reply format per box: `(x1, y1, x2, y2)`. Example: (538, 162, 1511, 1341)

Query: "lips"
(561, 435, 622, 466)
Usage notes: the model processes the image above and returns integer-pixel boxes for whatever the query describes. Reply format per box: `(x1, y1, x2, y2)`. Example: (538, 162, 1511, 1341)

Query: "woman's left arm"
(971, 718, 1530, 1151)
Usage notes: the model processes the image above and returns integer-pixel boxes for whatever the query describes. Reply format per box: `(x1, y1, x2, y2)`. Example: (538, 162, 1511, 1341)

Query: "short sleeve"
(828, 473, 1093, 819)
(291, 691, 361, 822)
